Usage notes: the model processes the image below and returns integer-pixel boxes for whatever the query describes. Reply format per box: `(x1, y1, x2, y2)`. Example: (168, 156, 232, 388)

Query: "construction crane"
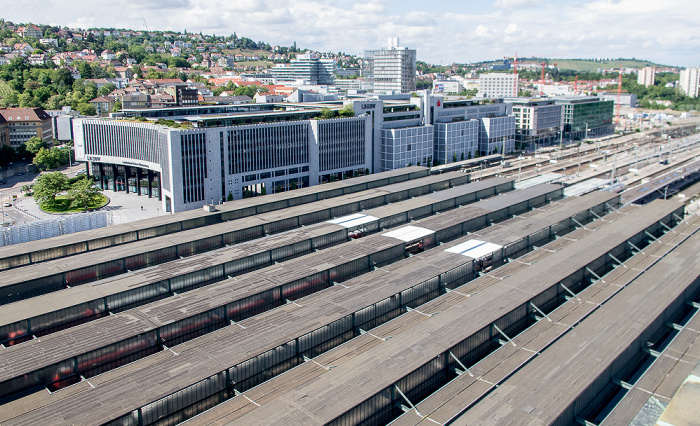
(574, 75, 578, 93)
(539, 61, 557, 82)
(142, 17, 149, 32)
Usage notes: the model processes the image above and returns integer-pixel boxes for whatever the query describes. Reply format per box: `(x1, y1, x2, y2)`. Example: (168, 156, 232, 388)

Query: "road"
(0, 163, 88, 226)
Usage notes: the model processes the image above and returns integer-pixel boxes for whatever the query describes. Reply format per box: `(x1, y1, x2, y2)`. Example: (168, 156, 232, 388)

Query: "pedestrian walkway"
(13, 188, 164, 225)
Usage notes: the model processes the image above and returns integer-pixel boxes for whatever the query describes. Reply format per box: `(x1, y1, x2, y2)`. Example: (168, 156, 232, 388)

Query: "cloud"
(1, 0, 699, 66)
(494, 0, 544, 9)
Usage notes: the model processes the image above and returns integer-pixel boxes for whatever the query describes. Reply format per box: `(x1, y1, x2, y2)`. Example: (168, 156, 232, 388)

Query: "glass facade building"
(554, 96, 614, 139)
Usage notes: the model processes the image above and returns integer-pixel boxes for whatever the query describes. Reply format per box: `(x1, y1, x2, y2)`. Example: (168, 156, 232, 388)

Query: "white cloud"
(1, 0, 698, 66)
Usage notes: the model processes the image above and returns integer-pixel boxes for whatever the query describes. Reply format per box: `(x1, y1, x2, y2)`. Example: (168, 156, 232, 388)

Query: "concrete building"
(432, 80, 462, 94)
(71, 92, 516, 213)
(478, 73, 518, 98)
(89, 96, 117, 116)
(679, 67, 700, 98)
(637, 66, 656, 87)
(0, 114, 8, 147)
(363, 37, 417, 94)
(554, 96, 614, 139)
(507, 98, 563, 149)
(73, 106, 372, 213)
(537, 83, 572, 97)
(0, 107, 53, 148)
(269, 53, 336, 85)
(598, 92, 637, 108)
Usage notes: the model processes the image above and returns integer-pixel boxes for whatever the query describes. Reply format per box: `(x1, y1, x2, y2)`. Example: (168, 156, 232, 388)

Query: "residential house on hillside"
(89, 96, 116, 116)
(12, 43, 33, 56)
(39, 38, 58, 47)
(16, 24, 42, 38)
(28, 53, 47, 65)
(100, 49, 116, 60)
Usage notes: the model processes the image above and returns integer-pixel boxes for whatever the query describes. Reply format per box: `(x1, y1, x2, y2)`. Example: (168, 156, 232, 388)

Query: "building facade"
(72, 93, 520, 213)
(477, 73, 518, 98)
(679, 67, 700, 98)
(73, 113, 372, 213)
(0, 107, 53, 148)
(363, 38, 417, 94)
(269, 53, 336, 85)
(598, 92, 637, 108)
(418, 95, 516, 159)
(554, 96, 614, 139)
(637, 66, 656, 87)
(508, 99, 562, 149)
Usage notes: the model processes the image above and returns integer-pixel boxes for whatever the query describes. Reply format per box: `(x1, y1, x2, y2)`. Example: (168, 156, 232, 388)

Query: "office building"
(0, 107, 53, 148)
(554, 96, 614, 139)
(417, 95, 515, 159)
(432, 80, 462, 94)
(74, 108, 372, 213)
(598, 92, 637, 108)
(507, 98, 563, 149)
(269, 53, 336, 85)
(72, 92, 516, 213)
(477, 72, 518, 98)
(363, 37, 417, 94)
(679, 67, 700, 98)
(637, 66, 656, 87)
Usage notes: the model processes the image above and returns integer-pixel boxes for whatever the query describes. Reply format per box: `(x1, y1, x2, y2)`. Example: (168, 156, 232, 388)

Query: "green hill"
(548, 59, 674, 72)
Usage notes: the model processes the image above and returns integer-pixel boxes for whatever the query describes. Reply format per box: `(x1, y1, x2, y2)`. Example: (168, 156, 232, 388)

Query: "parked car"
(0, 180, 6, 184)
(16, 172, 24, 176)
(76, 170, 87, 176)
(3, 202, 11, 207)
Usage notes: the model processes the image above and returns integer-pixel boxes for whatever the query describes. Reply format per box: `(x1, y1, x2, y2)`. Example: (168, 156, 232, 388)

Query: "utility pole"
(518, 156, 522, 182)
(559, 130, 563, 161)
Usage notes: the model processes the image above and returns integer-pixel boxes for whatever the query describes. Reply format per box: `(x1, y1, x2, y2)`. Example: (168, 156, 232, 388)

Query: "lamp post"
(518, 156, 523, 182)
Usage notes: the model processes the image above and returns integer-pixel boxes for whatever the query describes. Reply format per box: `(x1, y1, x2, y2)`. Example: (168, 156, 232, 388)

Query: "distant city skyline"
(2, 0, 698, 67)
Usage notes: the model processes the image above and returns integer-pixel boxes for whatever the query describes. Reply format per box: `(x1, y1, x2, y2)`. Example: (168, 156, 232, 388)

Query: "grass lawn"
(40, 194, 109, 213)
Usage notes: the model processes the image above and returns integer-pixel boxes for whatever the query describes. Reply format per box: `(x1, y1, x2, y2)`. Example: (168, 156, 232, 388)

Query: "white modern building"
(74, 110, 372, 213)
(679, 67, 700, 98)
(637, 66, 656, 87)
(432, 80, 462, 94)
(507, 99, 563, 149)
(269, 53, 336, 85)
(598, 92, 637, 108)
(72, 94, 517, 213)
(363, 37, 417, 94)
(415, 94, 516, 160)
(537, 83, 572, 97)
(477, 73, 518, 98)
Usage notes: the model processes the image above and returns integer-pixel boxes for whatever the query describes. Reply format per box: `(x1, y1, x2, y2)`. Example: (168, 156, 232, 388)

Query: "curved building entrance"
(90, 163, 162, 200)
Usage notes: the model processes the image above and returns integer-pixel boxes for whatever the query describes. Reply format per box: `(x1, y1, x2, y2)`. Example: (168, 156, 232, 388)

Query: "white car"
(76, 170, 87, 176)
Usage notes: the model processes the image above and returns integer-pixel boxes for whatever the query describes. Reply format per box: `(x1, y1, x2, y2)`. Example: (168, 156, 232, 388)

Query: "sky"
(2, 0, 699, 67)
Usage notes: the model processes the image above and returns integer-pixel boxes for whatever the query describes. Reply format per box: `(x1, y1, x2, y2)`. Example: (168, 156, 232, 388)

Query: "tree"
(25, 136, 47, 154)
(112, 100, 122, 112)
(319, 107, 335, 119)
(77, 102, 96, 116)
(33, 171, 68, 207)
(338, 104, 355, 117)
(98, 83, 117, 96)
(69, 177, 103, 210)
(33, 146, 69, 170)
(227, 192, 234, 201)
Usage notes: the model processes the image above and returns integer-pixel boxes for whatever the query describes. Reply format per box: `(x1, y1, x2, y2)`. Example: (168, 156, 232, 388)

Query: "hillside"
(548, 59, 674, 72)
